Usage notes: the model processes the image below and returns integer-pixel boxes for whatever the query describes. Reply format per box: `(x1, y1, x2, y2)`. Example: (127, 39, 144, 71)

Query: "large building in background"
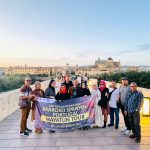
(75, 57, 121, 76)
(5, 65, 53, 75)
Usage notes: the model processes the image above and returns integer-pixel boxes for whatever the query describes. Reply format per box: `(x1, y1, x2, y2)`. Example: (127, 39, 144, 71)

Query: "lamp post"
(141, 97, 150, 117)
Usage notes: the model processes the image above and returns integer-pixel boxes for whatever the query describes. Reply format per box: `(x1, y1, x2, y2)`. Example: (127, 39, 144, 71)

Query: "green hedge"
(93, 71, 150, 89)
(0, 74, 45, 93)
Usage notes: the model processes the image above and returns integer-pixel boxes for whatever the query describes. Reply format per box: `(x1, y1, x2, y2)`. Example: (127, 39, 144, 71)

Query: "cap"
(25, 77, 31, 81)
(121, 77, 128, 80)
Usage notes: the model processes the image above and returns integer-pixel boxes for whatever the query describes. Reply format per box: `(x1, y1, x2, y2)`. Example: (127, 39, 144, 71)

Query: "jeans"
(120, 104, 131, 130)
(128, 111, 141, 139)
(109, 107, 119, 125)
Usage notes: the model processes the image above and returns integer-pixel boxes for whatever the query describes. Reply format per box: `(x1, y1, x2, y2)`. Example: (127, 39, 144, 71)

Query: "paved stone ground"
(0, 110, 150, 150)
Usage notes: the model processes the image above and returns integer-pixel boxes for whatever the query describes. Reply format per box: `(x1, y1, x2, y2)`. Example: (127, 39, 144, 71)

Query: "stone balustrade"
(0, 80, 50, 121)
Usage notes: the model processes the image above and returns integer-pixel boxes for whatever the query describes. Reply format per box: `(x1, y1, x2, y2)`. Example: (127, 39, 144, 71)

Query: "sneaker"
(121, 127, 127, 132)
(124, 130, 132, 136)
(20, 131, 29, 136)
(25, 128, 32, 133)
(135, 138, 141, 143)
(130, 134, 135, 138)
(108, 124, 114, 127)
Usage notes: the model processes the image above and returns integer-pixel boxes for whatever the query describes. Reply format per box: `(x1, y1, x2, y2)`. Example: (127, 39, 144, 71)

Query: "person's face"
(100, 83, 105, 88)
(111, 82, 116, 88)
(122, 79, 128, 85)
(130, 83, 137, 92)
(82, 83, 86, 88)
(65, 76, 70, 82)
(36, 83, 41, 90)
(51, 81, 56, 87)
(25, 80, 31, 86)
(73, 80, 78, 87)
(93, 84, 97, 90)
(60, 86, 66, 91)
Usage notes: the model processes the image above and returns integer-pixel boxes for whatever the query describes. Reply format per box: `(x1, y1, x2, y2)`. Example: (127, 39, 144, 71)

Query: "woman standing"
(98, 80, 109, 128)
(79, 82, 91, 130)
(91, 83, 103, 128)
(45, 80, 56, 99)
(79, 82, 91, 97)
(32, 81, 44, 133)
(55, 83, 70, 100)
(45, 80, 56, 133)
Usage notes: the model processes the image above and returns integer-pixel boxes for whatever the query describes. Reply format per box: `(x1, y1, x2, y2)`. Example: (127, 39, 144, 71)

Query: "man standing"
(124, 82, 143, 143)
(63, 74, 73, 95)
(119, 77, 131, 135)
(108, 81, 119, 129)
(19, 77, 35, 136)
(70, 79, 80, 98)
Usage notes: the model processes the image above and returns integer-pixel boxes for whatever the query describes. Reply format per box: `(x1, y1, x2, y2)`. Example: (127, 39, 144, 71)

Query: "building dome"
(107, 57, 113, 60)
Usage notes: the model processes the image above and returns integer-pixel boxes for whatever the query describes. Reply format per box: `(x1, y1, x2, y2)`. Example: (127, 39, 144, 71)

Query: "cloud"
(138, 44, 150, 51)
(117, 44, 150, 55)
(76, 54, 88, 58)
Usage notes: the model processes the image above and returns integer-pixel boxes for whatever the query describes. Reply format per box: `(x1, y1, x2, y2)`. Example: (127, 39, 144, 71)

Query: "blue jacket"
(125, 90, 143, 113)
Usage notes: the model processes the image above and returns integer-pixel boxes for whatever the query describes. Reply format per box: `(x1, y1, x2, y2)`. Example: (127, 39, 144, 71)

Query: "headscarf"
(49, 79, 55, 91)
(99, 80, 106, 92)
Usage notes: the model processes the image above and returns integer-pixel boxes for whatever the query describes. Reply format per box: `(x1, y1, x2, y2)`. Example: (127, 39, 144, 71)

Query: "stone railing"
(0, 80, 50, 121)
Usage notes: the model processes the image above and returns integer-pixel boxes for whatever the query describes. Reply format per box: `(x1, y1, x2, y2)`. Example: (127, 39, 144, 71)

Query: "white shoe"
(121, 127, 127, 132)
(124, 130, 132, 136)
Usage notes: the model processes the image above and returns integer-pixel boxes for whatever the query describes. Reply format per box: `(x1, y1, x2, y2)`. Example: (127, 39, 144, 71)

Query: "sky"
(0, 0, 150, 67)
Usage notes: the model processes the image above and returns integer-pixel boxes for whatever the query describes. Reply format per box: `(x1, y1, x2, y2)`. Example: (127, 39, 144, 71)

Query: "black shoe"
(25, 128, 32, 133)
(50, 130, 55, 133)
(108, 124, 114, 127)
(83, 126, 88, 130)
(130, 134, 135, 138)
(135, 138, 141, 143)
(115, 125, 118, 129)
(20, 131, 29, 136)
(102, 121, 107, 128)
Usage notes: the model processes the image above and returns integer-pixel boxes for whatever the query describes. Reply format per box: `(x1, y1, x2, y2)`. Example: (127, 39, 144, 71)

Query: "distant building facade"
(75, 57, 121, 76)
(5, 65, 53, 75)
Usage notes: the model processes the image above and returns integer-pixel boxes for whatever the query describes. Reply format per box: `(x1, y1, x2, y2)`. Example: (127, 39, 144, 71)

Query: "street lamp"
(141, 97, 150, 117)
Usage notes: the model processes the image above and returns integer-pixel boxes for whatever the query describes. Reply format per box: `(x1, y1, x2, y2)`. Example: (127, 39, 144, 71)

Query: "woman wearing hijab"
(32, 81, 44, 133)
(55, 83, 70, 100)
(98, 80, 109, 128)
(45, 80, 56, 99)
(78, 82, 91, 130)
(79, 82, 91, 97)
(91, 83, 103, 128)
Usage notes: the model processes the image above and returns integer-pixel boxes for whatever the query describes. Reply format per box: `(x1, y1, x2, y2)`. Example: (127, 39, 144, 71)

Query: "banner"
(35, 95, 95, 131)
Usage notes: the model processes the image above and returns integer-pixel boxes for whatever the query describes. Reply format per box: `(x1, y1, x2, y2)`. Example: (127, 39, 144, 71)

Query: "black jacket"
(79, 88, 91, 97)
(99, 88, 109, 108)
(55, 92, 70, 101)
(62, 81, 73, 91)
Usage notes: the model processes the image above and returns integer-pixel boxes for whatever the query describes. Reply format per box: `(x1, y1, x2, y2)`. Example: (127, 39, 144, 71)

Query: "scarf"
(59, 86, 67, 94)
(99, 80, 106, 92)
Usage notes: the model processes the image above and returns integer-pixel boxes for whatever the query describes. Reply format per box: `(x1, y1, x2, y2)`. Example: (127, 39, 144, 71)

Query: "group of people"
(19, 74, 143, 143)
